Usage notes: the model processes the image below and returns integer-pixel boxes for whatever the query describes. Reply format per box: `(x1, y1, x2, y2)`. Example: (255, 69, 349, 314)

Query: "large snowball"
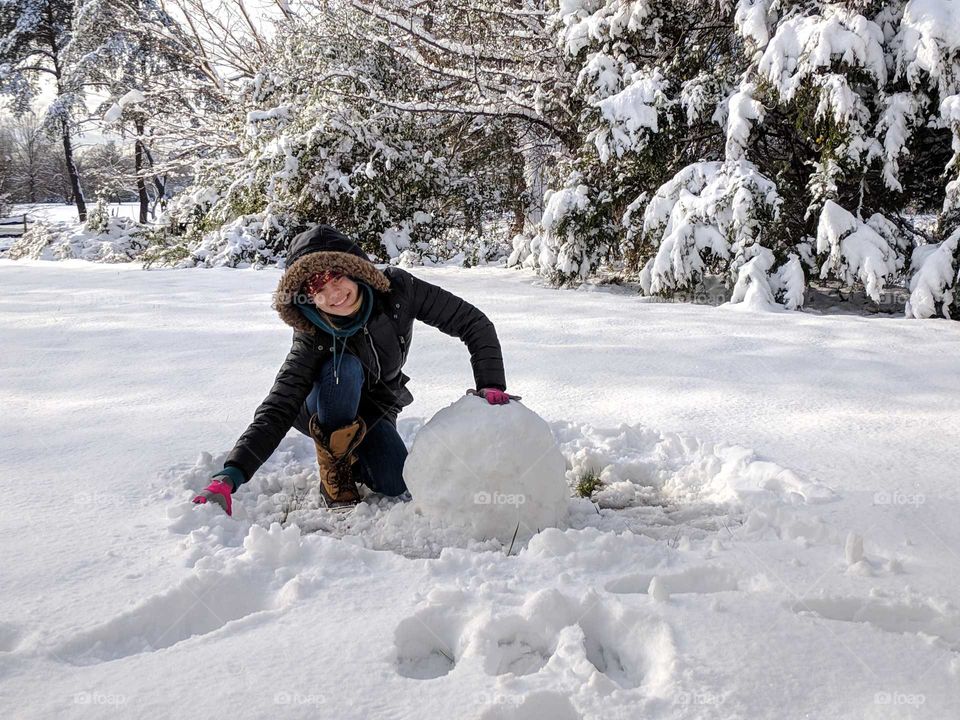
(403, 395, 569, 542)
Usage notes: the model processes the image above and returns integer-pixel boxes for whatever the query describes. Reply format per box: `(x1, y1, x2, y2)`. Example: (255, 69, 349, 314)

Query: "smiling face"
(311, 274, 362, 316)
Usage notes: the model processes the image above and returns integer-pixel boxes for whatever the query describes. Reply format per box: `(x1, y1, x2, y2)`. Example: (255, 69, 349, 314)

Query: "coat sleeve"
(223, 330, 323, 484)
(404, 270, 506, 391)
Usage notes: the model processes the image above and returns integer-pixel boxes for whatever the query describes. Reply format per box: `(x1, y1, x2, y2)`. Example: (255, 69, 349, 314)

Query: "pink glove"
(468, 388, 522, 405)
(192, 480, 233, 516)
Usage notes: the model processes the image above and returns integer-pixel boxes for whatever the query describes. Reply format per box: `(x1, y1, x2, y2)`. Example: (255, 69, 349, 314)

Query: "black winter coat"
(223, 229, 506, 485)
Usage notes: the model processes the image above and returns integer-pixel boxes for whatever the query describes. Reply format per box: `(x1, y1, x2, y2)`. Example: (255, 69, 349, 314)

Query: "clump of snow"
(776, 253, 806, 310)
(576, 51, 627, 102)
(725, 249, 804, 312)
(120, 89, 146, 106)
(679, 72, 719, 126)
(554, 0, 655, 58)
(897, 0, 960, 93)
(877, 93, 923, 192)
(402, 396, 569, 542)
(725, 83, 764, 160)
(382, 222, 413, 258)
(728, 247, 779, 310)
(735, 0, 772, 52)
(247, 105, 291, 124)
(246, 105, 293, 137)
(381, 212, 435, 260)
(557, 421, 835, 509)
(102, 88, 148, 123)
(942, 94, 960, 218)
(593, 68, 667, 162)
(7, 217, 147, 263)
(844, 531, 864, 565)
(535, 177, 598, 280)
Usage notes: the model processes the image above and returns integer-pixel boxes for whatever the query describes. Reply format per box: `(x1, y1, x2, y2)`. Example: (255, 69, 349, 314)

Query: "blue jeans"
(296, 353, 408, 497)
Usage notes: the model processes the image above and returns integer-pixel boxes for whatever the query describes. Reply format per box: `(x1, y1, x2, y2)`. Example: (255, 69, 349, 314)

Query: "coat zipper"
(363, 326, 382, 388)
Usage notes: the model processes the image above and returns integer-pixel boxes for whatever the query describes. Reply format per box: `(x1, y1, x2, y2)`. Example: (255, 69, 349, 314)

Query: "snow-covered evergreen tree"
(150, 5, 528, 267)
(518, 0, 960, 314)
(897, 0, 960, 317)
(511, 0, 742, 284)
(121, 0, 960, 317)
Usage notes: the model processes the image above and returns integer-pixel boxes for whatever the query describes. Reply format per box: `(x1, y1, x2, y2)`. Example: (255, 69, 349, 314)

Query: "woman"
(192, 225, 516, 516)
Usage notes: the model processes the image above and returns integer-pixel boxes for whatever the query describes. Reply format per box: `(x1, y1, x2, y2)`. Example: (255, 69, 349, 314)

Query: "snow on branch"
(592, 68, 668, 162)
(758, 8, 887, 101)
(631, 160, 782, 298)
(816, 200, 904, 302)
(905, 228, 960, 318)
(896, 0, 960, 94)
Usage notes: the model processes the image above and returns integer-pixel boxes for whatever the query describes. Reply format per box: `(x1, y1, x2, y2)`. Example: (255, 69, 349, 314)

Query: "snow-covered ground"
(1, 258, 959, 719)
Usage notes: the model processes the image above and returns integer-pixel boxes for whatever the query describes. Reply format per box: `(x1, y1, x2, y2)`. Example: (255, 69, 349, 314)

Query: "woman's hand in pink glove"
(192, 480, 233, 516)
(468, 388, 522, 405)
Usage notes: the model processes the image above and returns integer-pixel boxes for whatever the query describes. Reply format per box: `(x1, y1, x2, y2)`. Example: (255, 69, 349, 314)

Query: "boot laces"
(331, 458, 356, 494)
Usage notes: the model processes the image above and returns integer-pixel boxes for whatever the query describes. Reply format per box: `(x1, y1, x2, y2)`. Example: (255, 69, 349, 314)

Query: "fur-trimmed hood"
(273, 225, 390, 333)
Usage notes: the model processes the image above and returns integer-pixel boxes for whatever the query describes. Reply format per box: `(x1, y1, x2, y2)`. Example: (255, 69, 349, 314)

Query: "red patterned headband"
(303, 270, 343, 296)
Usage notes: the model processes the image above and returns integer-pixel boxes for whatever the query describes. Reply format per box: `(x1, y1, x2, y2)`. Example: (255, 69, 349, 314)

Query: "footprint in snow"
(793, 595, 960, 650)
(605, 565, 740, 597)
(393, 589, 676, 695)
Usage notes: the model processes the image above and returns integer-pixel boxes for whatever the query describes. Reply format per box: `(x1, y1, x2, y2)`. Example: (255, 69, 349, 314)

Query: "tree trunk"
(60, 123, 86, 221)
(45, 3, 86, 222)
(134, 121, 148, 224)
(144, 142, 166, 219)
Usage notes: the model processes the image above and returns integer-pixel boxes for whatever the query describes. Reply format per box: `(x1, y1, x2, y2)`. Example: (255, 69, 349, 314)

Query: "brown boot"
(308, 414, 367, 509)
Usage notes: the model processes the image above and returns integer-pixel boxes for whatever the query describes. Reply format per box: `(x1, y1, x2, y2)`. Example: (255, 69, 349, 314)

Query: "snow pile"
(555, 421, 835, 510)
(403, 396, 569, 542)
(163, 408, 837, 562)
(726, 247, 804, 311)
(6, 217, 148, 263)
